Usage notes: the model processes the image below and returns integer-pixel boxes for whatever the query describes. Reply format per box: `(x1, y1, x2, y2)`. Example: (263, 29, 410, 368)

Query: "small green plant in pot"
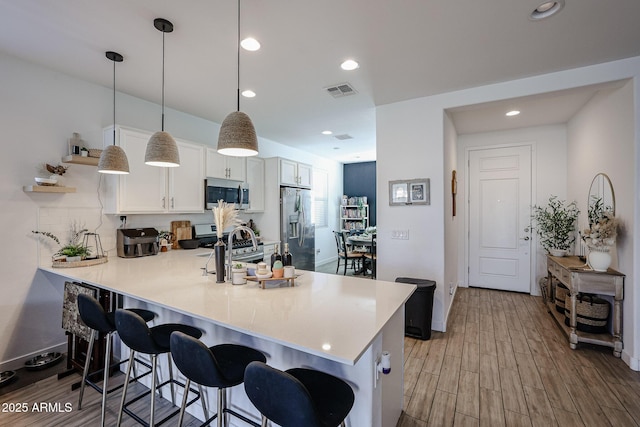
(532, 195, 580, 256)
(32, 221, 90, 262)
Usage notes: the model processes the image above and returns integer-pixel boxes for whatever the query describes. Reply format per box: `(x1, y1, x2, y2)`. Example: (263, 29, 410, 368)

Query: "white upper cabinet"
(279, 158, 312, 188)
(245, 156, 265, 212)
(102, 126, 204, 214)
(169, 140, 205, 212)
(206, 148, 246, 181)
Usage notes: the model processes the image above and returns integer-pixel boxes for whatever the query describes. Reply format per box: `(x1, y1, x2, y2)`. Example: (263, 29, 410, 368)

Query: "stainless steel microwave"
(205, 178, 250, 210)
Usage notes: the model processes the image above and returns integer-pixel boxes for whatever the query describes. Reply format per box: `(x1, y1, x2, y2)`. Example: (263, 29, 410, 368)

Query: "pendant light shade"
(145, 18, 180, 167)
(98, 51, 130, 174)
(217, 0, 259, 157)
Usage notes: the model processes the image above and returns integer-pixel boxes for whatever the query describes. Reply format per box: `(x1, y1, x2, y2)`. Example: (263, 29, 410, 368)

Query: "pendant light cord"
(236, 0, 241, 112)
(112, 58, 116, 145)
(161, 28, 166, 131)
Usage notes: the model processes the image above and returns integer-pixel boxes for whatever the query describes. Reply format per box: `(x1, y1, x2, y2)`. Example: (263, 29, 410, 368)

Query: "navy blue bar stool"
(114, 309, 203, 427)
(169, 331, 267, 427)
(76, 293, 156, 427)
(244, 361, 355, 427)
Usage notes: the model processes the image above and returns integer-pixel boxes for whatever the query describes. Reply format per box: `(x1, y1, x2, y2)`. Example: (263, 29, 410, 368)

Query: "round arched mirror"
(587, 173, 615, 225)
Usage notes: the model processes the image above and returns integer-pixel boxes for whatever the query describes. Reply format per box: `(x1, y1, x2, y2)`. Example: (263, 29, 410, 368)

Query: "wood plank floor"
(3, 286, 640, 426)
(398, 286, 640, 427)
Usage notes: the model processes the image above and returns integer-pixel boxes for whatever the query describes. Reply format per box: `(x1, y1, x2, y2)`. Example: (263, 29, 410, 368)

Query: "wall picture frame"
(389, 178, 430, 206)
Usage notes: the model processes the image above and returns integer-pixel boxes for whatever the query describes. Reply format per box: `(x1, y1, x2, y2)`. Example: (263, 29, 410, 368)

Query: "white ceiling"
(1, 0, 639, 163)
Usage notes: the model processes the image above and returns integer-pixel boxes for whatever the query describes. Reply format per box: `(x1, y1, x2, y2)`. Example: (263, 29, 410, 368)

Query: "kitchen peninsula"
(39, 249, 415, 427)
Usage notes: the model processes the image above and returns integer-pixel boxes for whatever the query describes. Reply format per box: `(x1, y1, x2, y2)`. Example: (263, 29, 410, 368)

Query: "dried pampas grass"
(212, 200, 241, 238)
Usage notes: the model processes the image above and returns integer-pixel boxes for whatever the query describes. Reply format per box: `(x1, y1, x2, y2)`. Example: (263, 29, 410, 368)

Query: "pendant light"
(145, 18, 180, 167)
(217, 0, 259, 157)
(98, 51, 130, 174)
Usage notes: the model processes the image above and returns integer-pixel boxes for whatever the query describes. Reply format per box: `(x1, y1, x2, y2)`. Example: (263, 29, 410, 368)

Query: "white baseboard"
(0, 342, 67, 372)
(622, 350, 639, 371)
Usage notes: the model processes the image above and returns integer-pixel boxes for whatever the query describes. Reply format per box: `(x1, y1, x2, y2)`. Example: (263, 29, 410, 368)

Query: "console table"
(545, 255, 624, 357)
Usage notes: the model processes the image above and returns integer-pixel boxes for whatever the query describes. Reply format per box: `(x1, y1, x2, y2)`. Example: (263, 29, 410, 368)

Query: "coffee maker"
(117, 228, 159, 258)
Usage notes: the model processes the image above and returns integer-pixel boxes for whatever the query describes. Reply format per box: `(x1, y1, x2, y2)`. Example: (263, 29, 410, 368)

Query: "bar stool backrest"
(244, 361, 321, 427)
(114, 309, 162, 354)
(77, 293, 112, 334)
(170, 331, 227, 387)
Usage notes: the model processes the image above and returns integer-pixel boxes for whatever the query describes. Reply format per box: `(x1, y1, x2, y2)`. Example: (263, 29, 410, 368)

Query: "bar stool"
(244, 361, 355, 427)
(169, 331, 267, 427)
(76, 294, 156, 427)
(114, 309, 203, 427)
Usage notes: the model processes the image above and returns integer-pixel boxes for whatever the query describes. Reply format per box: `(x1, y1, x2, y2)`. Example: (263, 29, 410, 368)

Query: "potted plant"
(532, 195, 580, 256)
(32, 222, 90, 262)
(231, 263, 247, 285)
(80, 147, 89, 157)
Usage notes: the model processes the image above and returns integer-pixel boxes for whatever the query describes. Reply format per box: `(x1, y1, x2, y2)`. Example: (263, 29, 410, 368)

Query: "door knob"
(524, 227, 530, 232)
(522, 236, 530, 241)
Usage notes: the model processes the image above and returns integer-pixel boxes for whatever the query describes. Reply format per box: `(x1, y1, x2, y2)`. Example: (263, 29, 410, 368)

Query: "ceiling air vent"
(334, 134, 353, 140)
(325, 82, 357, 98)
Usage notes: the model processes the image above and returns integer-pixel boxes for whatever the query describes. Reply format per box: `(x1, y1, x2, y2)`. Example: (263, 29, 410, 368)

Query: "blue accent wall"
(343, 161, 376, 226)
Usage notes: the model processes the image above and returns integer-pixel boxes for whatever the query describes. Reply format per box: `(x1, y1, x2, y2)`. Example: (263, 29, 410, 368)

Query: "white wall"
(566, 80, 636, 367)
(376, 55, 640, 351)
(0, 51, 342, 369)
(443, 112, 458, 328)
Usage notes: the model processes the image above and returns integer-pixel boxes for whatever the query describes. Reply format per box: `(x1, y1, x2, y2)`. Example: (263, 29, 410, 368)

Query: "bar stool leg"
(99, 331, 113, 427)
(150, 354, 158, 427)
(117, 350, 136, 427)
(217, 388, 224, 427)
(198, 384, 208, 421)
(78, 329, 97, 410)
(167, 353, 176, 405)
(177, 378, 191, 427)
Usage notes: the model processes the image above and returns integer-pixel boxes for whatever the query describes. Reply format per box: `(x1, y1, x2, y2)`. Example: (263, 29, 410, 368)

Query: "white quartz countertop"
(40, 249, 415, 365)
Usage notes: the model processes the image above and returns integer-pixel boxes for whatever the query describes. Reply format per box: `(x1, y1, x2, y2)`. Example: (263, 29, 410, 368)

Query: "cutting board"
(170, 220, 191, 249)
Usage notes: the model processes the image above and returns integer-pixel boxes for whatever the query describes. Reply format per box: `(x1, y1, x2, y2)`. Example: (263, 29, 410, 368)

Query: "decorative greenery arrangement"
(582, 198, 617, 248)
(211, 200, 241, 239)
(531, 196, 580, 252)
(32, 221, 90, 259)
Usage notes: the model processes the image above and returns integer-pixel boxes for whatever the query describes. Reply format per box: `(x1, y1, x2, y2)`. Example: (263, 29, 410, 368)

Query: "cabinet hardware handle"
(171, 197, 174, 208)
(162, 197, 166, 208)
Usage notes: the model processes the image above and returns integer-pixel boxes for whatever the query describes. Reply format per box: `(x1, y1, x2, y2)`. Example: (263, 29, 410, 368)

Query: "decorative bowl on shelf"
(35, 177, 57, 186)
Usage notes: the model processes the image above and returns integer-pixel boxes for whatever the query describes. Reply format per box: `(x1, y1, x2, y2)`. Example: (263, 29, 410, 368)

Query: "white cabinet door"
(246, 157, 264, 212)
(118, 128, 167, 213)
(206, 148, 246, 181)
(169, 141, 205, 212)
(297, 162, 313, 188)
(206, 148, 227, 179)
(226, 156, 246, 181)
(280, 158, 298, 186)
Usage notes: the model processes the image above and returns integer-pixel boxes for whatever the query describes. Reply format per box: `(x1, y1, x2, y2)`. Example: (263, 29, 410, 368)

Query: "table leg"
(569, 291, 578, 350)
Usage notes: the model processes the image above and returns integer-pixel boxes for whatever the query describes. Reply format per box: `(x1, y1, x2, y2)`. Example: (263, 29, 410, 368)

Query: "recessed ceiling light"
(240, 37, 260, 51)
(322, 343, 331, 351)
(506, 110, 520, 117)
(322, 130, 333, 135)
(340, 59, 359, 71)
(241, 90, 256, 98)
(530, 1, 564, 20)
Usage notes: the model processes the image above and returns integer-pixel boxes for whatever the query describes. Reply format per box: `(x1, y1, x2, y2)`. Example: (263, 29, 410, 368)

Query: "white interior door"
(468, 146, 532, 292)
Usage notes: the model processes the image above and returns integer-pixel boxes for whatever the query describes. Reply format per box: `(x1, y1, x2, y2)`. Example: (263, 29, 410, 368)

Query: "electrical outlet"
(391, 230, 409, 240)
(449, 282, 454, 295)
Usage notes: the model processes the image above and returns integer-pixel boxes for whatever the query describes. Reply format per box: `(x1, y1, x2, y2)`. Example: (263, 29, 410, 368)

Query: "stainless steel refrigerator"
(280, 186, 315, 271)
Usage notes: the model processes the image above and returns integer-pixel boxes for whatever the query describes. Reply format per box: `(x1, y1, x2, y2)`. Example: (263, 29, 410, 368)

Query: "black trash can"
(396, 277, 436, 340)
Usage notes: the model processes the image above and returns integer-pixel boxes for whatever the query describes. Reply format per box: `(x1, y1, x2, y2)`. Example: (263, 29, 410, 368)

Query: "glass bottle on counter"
(282, 243, 293, 266)
(271, 244, 282, 269)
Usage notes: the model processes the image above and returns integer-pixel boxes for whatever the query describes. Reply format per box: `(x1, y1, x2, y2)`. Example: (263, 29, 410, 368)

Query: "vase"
(214, 239, 226, 283)
(588, 246, 612, 272)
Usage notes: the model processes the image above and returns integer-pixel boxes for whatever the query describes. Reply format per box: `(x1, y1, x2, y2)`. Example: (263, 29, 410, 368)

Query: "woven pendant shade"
(217, 111, 258, 156)
(145, 131, 180, 167)
(98, 144, 129, 174)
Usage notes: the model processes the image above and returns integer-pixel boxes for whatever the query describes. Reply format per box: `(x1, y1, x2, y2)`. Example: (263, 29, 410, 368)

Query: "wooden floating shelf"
(23, 185, 76, 193)
(62, 155, 99, 166)
(246, 276, 295, 289)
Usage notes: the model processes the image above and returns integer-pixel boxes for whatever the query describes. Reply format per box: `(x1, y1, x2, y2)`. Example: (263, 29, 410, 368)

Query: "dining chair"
(333, 231, 364, 275)
(364, 233, 377, 278)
